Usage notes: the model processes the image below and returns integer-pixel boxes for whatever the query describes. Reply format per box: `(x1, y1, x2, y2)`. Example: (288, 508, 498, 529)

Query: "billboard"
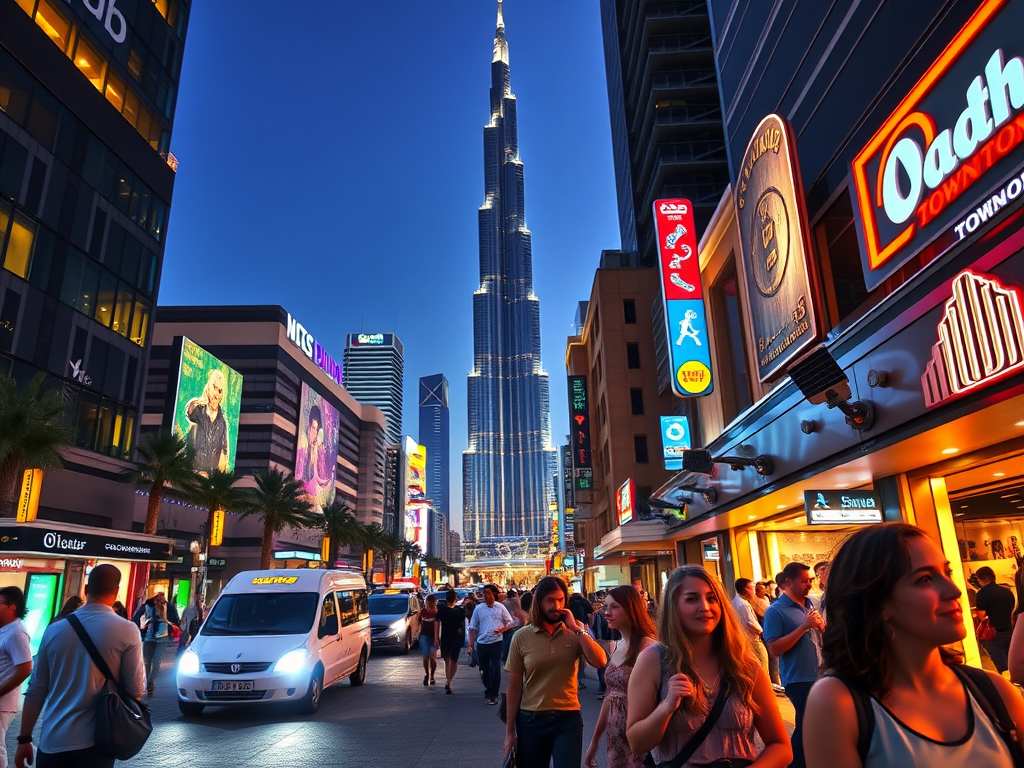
(295, 382, 339, 512)
(660, 416, 691, 471)
(405, 442, 430, 554)
(616, 478, 635, 526)
(173, 337, 243, 474)
(654, 200, 714, 396)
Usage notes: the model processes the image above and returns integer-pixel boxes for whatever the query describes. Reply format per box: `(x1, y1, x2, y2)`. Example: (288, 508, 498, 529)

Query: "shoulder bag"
(66, 614, 153, 760)
(643, 681, 740, 768)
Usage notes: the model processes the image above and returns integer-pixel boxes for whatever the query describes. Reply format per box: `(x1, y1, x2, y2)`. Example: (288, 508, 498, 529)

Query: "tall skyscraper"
(599, 0, 729, 263)
(463, 1, 557, 561)
(343, 332, 404, 447)
(418, 374, 450, 532)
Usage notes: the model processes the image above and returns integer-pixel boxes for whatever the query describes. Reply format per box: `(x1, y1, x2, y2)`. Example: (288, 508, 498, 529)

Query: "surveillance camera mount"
(824, 391, 875, 432)
(675, 484, 718, 504)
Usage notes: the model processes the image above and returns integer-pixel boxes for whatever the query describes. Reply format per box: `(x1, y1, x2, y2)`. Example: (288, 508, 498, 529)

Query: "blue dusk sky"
(160, 1, 621, 530)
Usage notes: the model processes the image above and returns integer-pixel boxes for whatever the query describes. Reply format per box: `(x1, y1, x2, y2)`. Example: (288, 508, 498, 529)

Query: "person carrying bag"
(66, 615, 152, 760)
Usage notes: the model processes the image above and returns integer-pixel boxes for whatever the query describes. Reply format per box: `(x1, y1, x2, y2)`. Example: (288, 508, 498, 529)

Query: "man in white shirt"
(17, 564, 145, 768)
(731, 578, 769, 673)
(0, 587, 32, 768)
(468, 584, 514, 705)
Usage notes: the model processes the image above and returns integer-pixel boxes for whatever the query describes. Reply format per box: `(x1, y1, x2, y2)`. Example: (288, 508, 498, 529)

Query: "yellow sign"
(676, 361, 713, 394)
(321, 536, 331, 564)
(17, 469, 42, 523)
(251, 576, 299, 585)
(210, 509, 225, 547)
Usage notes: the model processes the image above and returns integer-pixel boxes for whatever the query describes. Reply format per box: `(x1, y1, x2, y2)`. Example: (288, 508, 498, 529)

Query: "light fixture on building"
(682, 448, 773, 477)
(674, 483, 717, 504)
(786, 345, 874, 431)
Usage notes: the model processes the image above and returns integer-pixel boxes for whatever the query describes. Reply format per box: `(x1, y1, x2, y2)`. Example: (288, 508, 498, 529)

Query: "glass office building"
(463, 2, 558, 561)
(0, 0, 186, 507)
(418, 373, 450, 536)
(343, 332, 404, 448)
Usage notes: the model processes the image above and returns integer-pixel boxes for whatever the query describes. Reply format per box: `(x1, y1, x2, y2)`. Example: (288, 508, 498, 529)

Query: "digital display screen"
(173, 337, 243, 474)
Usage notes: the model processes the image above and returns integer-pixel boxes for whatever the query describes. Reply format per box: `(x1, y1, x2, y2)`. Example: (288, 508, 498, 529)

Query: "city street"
(5, 648, 794, 767)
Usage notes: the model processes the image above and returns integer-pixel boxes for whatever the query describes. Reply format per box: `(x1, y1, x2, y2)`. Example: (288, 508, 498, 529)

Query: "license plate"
(212, 680, 254, 692)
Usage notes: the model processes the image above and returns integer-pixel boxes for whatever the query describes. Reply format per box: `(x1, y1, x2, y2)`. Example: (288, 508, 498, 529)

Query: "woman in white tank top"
(803, 523, 1024, 768)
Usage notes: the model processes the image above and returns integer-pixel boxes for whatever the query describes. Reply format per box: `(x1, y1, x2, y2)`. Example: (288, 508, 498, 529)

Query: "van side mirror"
(319, 613, 339, 639)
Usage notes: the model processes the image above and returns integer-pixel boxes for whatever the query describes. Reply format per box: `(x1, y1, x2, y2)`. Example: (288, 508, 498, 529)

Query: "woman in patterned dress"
(585, 585, 657, 768)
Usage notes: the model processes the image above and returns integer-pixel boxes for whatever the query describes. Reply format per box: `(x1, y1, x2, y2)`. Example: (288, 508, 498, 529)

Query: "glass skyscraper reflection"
(463, 1, 557, 561)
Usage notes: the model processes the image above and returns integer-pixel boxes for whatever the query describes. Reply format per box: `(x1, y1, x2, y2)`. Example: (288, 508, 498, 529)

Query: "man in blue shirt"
(763, 562, 824, 768)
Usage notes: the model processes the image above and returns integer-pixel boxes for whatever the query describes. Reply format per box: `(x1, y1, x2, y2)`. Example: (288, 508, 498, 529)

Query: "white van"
(176, 569, 370, 716)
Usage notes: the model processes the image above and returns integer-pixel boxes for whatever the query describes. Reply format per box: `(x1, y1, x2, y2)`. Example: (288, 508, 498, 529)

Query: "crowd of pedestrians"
(456, 521, 1024, 768)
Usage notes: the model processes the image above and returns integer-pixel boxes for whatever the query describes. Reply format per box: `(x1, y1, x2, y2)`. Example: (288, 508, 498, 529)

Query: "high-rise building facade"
(0, 1, 190, 611)
(418, 373, 450, 531)
(599, 0, 730, 264)
(463, 1, 557, 561)
(343, 332, 404, 447)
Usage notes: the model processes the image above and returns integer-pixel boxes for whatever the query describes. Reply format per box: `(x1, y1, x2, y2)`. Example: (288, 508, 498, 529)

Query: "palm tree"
(240, 468, 318, 569)
(400, 540, 422, 578)
(367, 526, 404, 586)
(357, 522, 384, 584)
(423, 556, 447, 584)
(182, 469, 247, 543)
(320, 500, 360, 568)
(0, 373, 74, 518)
(120, 430, 198, 535)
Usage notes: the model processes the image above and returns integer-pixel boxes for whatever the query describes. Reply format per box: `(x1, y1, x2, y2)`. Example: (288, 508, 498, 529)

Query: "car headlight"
(273, 649, 308, 674)
(389, 618, 407, 633)
(178, 649, 200, 675)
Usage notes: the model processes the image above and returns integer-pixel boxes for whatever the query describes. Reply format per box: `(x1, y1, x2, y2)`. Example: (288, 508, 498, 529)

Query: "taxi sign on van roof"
(251, 576, 299, 585)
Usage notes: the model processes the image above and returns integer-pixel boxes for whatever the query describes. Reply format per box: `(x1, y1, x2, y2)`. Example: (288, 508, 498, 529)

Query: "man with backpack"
(16, 565, 145, 768)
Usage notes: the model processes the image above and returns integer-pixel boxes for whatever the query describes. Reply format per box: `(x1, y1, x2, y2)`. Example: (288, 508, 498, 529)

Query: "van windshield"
(369, 597, 408, 615)
(203, 592, 320, 636)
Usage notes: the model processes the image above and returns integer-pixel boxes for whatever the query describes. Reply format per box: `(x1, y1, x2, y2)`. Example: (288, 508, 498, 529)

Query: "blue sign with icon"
(660, 416, 691, 470)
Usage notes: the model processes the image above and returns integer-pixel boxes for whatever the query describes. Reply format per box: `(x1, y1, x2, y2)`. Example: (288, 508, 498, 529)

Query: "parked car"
(176, 569, 370, 717)
(369, 593, 421, 653)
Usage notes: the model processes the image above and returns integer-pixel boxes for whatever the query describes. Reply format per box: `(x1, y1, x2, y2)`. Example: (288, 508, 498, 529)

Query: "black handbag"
(67, 614, 153, 760)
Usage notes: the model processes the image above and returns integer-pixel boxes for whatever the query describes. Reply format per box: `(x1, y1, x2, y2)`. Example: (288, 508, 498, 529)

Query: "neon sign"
(921, 270, 1024, 407)
(356, 333, 385, 345)
(851, 0, 1024, 291)
(286, 313, 343, 385)
(567, 376, 593, 491)
(654, 199, 714, 396)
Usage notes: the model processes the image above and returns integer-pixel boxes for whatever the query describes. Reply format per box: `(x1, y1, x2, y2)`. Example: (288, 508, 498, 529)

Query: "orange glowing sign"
(851, 0, 1024, 291)
(922, 270, 1024, 407)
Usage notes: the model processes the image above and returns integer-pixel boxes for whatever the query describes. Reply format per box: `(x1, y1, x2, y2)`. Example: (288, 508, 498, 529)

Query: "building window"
(815, 189, 872, 327)
(1, 209, 37, 279)
(711, 257, 753, 424)
(34, 0, 74, 54)
(630, 388, 644, 415)
(634, 436, 649, 464)
(72, 37, 106, 91)
(627, 343, 640, 369)
(623, 299, 637, 324)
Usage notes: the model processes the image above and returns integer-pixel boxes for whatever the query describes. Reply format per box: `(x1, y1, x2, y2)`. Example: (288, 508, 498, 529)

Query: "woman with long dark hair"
(585, 585, 657, 768)
(626, 565, 791, 767)
(804, 523, 1024, 767)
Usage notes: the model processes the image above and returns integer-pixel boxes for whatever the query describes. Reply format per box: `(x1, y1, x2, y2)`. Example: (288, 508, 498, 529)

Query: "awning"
(0, 521, 175, 563)
(593, 521, 671, 560)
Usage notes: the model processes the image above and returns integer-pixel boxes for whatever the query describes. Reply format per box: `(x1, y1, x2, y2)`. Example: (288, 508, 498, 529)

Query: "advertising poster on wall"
(405, 443, 430, 554)
(172, 337, 243, 474)
(295, 382, 339, 512)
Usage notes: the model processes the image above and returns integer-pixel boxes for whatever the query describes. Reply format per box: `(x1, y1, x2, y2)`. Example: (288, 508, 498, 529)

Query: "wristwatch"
(16, 735, 31, 745)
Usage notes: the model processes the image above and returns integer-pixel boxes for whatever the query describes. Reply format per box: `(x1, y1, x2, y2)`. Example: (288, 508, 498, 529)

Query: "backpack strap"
(827, 674, 875, 765)
(952, 664, 1024, 766)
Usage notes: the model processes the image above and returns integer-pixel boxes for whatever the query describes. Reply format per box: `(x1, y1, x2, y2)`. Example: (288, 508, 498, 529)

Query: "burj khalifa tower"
(463, 1, 557, 562)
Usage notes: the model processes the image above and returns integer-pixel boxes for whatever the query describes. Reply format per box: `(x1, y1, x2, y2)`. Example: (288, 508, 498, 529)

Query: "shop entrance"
(943, 453, 1024, 673)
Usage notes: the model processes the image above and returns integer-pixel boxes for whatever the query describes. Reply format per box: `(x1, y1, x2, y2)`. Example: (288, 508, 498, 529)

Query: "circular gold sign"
(749, 187, 790, 297)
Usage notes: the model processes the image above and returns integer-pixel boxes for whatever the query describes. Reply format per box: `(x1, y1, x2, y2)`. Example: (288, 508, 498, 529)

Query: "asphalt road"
(5, 649, 794, 767)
